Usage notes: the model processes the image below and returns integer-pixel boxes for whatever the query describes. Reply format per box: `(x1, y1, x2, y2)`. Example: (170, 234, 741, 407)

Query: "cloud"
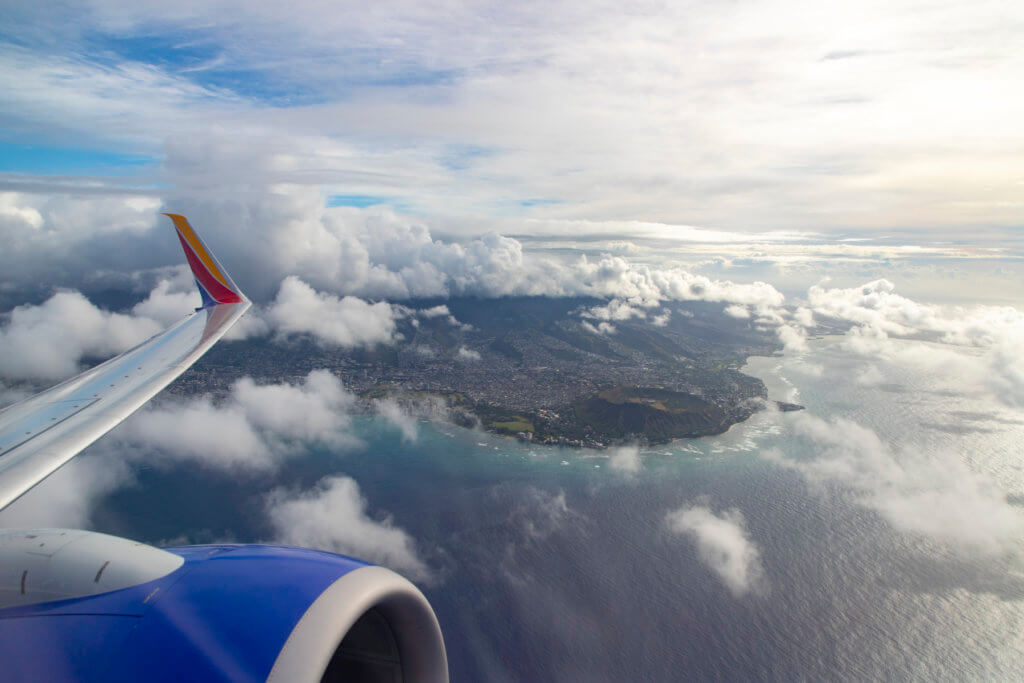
(221, 307, 272, 341)
(566, 254, 786, 310)
(129, 267, 271, 341)
(2, 159, 796, 319)
(776, 323, 808, 353)
(265, 276, 400, 348)
(0, 192, 167, 288)
(988, 340, 1024, 408)
(724, 304, 750, 319)
(456, 346, 481, 362)
(374, 398, 419, 442)
(130, 266, 200, 325)
(767, 412, 1024, 555)
(607, 445, 642, 473)
(415, 304, 468, 329)
(6, 0, 1024, 240)
(0, 452, 133, 529)
(410, 345, 436, 358)
(582, 321, 616, 335)
(2, 369, 373, 540)
(808, 279, 944, 336)
(231, 370, 357, 445)
(665, 503, 766, 597)
(510, 487, 576, 542)
(418, 305, 452, 319)
(807, 280, 1024, 407)
(267, 475, 431, 582)
(116, 369, 359, 472)
(651, 310, 671, 327)
(0, 290, 162, 381)
(119, 396, 274, 470)
(581, 298, 648, 322)
(793, 307, 814, 328)
(0, 192, 43, 230)
(602, 240, 642, 255)
(0, 272, 272, 385)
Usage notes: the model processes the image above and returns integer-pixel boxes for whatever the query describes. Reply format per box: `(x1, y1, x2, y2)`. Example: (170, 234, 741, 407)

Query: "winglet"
(163, 213, 245, 306)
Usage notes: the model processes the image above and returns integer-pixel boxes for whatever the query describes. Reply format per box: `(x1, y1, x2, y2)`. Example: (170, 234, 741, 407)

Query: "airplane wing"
(0, 213, 250, 511)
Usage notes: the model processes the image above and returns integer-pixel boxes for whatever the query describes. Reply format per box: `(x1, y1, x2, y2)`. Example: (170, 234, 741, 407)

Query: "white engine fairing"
(272, 565, 449, 682)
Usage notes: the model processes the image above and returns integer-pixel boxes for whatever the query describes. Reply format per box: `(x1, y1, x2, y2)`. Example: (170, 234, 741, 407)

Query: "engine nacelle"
(0, 529, 447, 682)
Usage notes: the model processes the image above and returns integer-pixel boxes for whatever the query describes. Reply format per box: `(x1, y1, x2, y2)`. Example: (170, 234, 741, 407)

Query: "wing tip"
(162, 212, 245, 306)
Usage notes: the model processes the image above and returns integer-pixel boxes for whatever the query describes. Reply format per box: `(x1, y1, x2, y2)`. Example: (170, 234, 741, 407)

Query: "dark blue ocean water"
(88, 338, 1024, 681)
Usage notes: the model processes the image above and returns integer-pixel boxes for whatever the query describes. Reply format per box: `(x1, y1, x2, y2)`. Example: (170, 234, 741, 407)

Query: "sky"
(0, 0, 1021, 303)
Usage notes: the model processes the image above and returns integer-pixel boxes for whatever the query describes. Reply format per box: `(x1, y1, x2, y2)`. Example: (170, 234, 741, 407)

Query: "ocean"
(88, 336, 1024, 681)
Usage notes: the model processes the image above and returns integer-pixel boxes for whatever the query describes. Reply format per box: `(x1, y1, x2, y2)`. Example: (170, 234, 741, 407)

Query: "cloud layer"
(4, 0, 1024, 239)
(768, 412, 1024, 556)
(806, 279, 1024, 406)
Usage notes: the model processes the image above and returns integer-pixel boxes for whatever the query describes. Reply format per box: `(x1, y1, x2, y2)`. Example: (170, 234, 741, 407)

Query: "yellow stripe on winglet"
(163, 213, 230, 287)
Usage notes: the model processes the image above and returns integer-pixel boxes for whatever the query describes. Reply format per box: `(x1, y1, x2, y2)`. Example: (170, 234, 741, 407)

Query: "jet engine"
(0, 529, 448, 682)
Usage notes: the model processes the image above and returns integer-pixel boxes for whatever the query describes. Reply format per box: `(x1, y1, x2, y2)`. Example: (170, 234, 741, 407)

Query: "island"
(172, 297, 802, 448)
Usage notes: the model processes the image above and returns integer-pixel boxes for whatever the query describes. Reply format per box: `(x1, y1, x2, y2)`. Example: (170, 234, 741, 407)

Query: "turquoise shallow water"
(85, 336, 1024, 681)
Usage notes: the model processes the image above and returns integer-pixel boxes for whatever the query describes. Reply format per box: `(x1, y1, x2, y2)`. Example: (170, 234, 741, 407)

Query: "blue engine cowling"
(0, 530, 447, 681)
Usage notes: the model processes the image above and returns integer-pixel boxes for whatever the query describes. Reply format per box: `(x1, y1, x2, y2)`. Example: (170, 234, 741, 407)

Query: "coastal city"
(170, 297, 790, 447)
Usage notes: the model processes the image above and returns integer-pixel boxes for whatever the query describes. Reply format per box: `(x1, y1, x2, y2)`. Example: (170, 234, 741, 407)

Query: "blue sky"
(0, 142, 156, 175)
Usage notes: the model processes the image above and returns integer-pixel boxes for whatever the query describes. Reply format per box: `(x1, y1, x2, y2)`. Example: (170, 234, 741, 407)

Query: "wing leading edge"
(0, 215, 250, 511)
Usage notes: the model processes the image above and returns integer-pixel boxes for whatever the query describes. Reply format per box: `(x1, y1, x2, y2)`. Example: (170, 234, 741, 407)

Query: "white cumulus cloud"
(582, 321, 616, 335)
(724, 304, 750, 319)
(267, 475, 431, 582)
(0, 290, 162, 381)
(116, 370, 358, 472)
(776, 323, 808, 353)
(665, 504, 766, 597)
(582, 298, 649, 322)
(265, 276, 399, 348)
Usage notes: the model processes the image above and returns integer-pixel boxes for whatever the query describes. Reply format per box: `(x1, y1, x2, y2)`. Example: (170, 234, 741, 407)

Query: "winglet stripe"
(164, 213, 232, 287)
(164, 213, 244, 305)
(174, 231, 243, 304)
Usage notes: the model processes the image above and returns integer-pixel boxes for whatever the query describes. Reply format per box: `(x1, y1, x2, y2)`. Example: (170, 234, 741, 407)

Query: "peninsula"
(175, 297, 798, 448)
